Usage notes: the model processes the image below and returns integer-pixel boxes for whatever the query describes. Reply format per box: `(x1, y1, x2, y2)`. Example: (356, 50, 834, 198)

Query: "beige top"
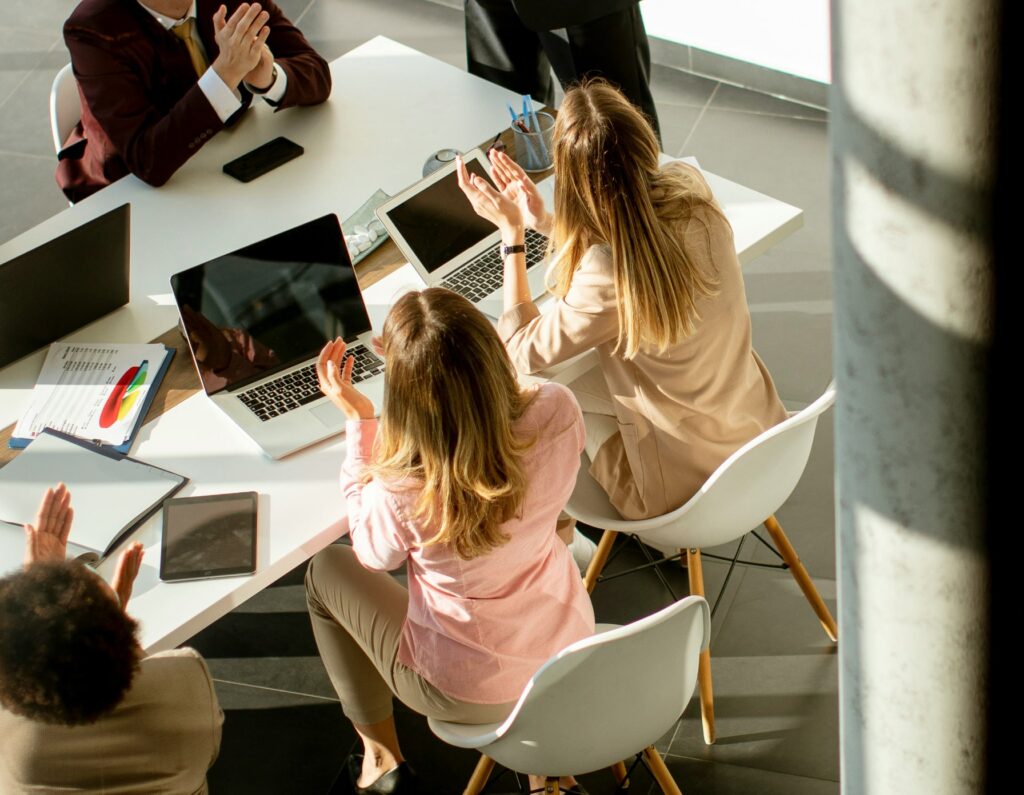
(0, 648, 222, 795)
(497, 166, 788, 519)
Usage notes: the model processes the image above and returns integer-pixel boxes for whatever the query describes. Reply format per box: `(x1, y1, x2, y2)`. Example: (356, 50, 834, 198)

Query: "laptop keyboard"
(440, 228, 547, 302)
(238, 344, 384, 422)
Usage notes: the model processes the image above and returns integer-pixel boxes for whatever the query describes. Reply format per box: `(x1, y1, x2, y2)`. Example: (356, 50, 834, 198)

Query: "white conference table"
(0, 37, 802, 653)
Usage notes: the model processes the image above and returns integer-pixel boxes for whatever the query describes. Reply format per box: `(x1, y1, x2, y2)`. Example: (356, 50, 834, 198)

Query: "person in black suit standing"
(465, 0, 660, 141)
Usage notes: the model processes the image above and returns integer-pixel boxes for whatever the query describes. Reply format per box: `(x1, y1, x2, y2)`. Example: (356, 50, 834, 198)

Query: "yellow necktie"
(171, 18, 209, 78)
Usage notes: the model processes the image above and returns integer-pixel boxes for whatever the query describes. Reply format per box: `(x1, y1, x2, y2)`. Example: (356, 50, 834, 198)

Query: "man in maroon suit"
(57, 1, 331, 202)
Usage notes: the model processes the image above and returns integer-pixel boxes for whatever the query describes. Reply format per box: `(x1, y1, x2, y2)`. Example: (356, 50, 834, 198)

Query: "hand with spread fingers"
(111, 543, 145, 612)
(487, 148, 551, 235)
(316, 337, 376, 421)
(456, 155, 523, 237)
(23, 484, 74, 567)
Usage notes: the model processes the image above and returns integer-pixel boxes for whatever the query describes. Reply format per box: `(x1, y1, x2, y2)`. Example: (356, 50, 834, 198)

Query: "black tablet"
(160, 492, 258, 582)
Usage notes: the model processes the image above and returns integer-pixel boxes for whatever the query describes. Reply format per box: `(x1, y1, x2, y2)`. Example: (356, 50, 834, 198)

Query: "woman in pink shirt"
(305, 288, 595, 793)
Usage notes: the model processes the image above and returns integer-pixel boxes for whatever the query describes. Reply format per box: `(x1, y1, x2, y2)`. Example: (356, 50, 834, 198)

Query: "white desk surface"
(0, 37, 802, 652)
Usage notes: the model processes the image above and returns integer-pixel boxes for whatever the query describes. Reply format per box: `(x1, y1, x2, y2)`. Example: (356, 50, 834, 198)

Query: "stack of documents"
(10, 342, 173, 453)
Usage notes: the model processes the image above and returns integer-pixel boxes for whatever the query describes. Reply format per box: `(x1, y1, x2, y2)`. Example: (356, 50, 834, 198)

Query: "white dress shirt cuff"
(247, 63, 288, 106)
(198, 67, 242, 123)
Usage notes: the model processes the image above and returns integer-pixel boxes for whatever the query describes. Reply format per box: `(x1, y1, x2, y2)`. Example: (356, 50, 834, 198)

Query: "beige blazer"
(0, 648, 223, 795)
(498, 165, 787, 520)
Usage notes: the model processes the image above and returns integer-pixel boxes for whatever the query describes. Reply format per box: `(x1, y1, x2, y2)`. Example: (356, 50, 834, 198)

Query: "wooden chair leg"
(611, 759, 630, 788)
(464, 754, 495, 795)
(686, 549, 716, 745)
(583, 529, 618, 593)
(763, 515, 838, 642)
(642, 747, 683, 795)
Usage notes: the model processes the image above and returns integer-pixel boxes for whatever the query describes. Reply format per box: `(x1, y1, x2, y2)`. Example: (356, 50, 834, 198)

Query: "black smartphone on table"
(223, 137, 304, 183)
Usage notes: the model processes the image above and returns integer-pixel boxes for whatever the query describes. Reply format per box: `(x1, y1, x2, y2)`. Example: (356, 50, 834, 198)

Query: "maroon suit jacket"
(58, 0, 331, 202)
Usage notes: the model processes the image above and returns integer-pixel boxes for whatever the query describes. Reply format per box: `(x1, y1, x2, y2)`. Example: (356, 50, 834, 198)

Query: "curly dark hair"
(0, 561, 140, 725)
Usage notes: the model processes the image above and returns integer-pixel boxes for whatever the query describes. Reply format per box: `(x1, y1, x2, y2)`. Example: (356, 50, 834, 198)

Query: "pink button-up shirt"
(340, 383, 596, 704)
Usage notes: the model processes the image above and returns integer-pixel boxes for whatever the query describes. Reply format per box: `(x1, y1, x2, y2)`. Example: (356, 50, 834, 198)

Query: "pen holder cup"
(511, 111, 555, 173)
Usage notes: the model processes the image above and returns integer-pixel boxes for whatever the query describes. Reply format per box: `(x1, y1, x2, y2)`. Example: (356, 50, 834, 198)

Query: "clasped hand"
(24, 484, 144, 612)
(456, 149, 551, 236)
(212, 3, 276, 90)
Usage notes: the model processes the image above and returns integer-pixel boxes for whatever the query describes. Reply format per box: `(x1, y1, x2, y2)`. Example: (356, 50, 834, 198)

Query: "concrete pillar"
(831, 1, 995, 793)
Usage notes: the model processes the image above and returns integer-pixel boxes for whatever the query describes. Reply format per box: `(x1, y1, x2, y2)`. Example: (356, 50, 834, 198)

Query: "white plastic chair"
(429, 595, 710, 795)
(569, 382, 838, 746)
(50, 63, 80, 156)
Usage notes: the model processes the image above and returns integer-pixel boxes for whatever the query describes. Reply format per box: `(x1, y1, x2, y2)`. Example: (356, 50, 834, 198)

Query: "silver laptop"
(170, 214, 385, 460)
(375, 148, 551, 318)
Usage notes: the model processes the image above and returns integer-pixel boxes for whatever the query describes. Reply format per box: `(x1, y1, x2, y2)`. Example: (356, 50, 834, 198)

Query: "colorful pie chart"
(99, 359, 148, 429)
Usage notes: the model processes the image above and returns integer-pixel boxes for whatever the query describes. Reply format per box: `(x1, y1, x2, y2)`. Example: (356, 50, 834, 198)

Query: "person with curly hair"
(0, 484, 223, 794)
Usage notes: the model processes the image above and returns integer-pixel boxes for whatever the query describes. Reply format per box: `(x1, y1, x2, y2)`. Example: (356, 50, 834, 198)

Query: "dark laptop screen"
(385, 158, 498, 273)
(170, 214, 371, 395)
(0, 204, 130, 369)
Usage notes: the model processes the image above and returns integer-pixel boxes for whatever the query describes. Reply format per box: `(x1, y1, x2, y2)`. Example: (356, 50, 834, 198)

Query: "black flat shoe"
(347, 754, 419, 795)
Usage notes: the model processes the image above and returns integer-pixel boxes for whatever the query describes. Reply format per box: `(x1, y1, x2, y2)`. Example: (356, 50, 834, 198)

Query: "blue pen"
(522, 94, 549, 167)
(525, 95, 541, 135)
(509, 98, 538, 166)
(522, 96, 531, 131)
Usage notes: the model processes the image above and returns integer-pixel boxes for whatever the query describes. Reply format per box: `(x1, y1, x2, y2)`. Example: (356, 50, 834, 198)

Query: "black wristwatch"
(501, 243, 525, 259)
(248, 62, 279, 95)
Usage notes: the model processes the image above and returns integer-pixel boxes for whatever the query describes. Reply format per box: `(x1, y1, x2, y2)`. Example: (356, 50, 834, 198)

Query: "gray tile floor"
(1, 1, 837, 792)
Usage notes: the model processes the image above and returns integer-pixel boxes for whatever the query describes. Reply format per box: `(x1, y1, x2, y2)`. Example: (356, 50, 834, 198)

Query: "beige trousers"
(305, 544, 516, 726)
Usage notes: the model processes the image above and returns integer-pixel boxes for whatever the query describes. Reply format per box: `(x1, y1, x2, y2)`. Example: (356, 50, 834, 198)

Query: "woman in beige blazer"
(457, 80, 787, 521)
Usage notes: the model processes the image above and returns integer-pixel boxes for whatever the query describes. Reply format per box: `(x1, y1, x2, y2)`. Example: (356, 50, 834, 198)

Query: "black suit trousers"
(465, 0, 660, 140)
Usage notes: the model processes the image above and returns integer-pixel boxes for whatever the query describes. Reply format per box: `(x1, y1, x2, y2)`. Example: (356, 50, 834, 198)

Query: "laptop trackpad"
(311, 401, 345, 428)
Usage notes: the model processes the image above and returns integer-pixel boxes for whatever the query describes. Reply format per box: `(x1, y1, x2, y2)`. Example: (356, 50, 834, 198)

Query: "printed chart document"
(10, 342, 172, 451)
(0, 430, 187, 574)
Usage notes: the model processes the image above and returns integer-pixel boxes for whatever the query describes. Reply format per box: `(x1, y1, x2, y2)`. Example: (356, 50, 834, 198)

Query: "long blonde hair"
(366, 289, 534, 560)
(548, 80, 723, 359)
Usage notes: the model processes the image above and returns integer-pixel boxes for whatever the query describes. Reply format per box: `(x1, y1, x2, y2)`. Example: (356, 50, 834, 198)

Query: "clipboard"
(0, 429, 188, 563)
(8, 344, 175, 454)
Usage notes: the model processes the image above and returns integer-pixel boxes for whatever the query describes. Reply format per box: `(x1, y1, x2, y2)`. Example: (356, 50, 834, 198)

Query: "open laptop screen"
(383, 158, 498, 273)
(0, 204, 130, 369)
(170, 214, 371, 395)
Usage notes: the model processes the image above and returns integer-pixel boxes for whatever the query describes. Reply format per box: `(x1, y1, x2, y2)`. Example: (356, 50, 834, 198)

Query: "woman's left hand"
(316, 338, 376, 421)
(488, 149, 550, 233)
(456, 155, 523, 235)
